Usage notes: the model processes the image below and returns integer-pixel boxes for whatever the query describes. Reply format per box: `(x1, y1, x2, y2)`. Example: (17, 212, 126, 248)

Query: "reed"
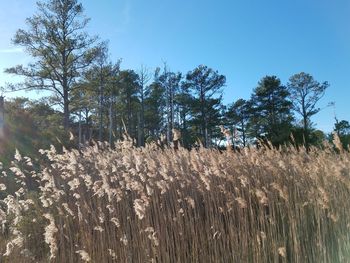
(0, 139, 349, 262)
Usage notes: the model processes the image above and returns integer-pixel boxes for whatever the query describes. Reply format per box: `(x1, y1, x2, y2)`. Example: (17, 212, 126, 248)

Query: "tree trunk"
(127, 96, 131, 136)
(0, 96, 5, 138)
(166, 84, 171, 145)
(63, 89, 70, 130)
(78, 110, 82, 149)
(98, 70, 104, 141)
(200, 86, 207, 147)
(170, 84, 174, 142)
(241, 119, 246, 147)
(302, 102, 309, 150)
(303, 115, 309, 150)
(109, 101, 113, 146)
(137, 112, 142, 146)
(140, 92, 145, 146)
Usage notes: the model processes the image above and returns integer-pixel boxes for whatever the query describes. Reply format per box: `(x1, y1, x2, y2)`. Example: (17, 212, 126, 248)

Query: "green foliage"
(333, 119, 350, 149)
(248, 76, 293, 146)
(0, 98, 67, 168)
(0, 1, 333, 150)
(184, 65, 226, 147)
(116, 70, 141, 138)
(287, 72, 329, 148)
(226, 99, 250, 146)
(144, 81, 165, 136)
(5, 0, 99, 129)
(0, 0, 334, 152)
(17, 192, 49, 260)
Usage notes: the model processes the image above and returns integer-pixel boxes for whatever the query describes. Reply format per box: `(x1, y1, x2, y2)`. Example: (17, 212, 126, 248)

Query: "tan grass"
(0, 140, 350, 262)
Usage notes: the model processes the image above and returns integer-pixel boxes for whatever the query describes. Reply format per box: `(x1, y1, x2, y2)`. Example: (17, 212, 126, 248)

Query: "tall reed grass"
(0, 139, 349, 262)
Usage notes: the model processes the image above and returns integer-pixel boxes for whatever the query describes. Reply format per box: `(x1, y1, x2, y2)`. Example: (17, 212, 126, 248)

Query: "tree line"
(2, 0, 349, 151)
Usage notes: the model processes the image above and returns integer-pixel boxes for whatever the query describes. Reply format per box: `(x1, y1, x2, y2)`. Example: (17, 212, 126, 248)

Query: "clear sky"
(0, 0, 349, 132)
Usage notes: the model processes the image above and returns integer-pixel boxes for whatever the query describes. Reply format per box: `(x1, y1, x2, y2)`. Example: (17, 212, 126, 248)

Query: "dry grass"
(0, 140, 350, 262)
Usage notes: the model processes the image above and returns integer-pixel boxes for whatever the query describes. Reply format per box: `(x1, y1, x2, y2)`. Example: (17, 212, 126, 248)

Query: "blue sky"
(0, 0, 349, 132)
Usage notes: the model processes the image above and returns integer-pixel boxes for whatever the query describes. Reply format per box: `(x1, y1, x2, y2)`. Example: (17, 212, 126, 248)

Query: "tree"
(184, 65, 226, 147)
(95, 43, 110, 141)
(175, 82, 194, 148)
(226, 99, 250, 147)
(137, 65, 151, 146)
(335, 119, 350, 136)
(143, 67, 183, 145)
(71, 56, 120, 143)
(287, 72, 329, 148)
(144, 79, 165, 139)
(155, 65, 182, 144)
(249, 76, 293, 146)
(334, 119, 350, 149)
(116, 70, 140, 139)
(5, 0, 99, 129)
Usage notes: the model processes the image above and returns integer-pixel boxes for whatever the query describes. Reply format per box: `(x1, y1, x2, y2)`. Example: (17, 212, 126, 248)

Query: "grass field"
(0, 139, 350, 262)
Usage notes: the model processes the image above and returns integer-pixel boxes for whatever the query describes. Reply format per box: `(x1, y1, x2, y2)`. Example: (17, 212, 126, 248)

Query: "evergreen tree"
(334, 119, 350, 149)
(184, 65, 225, 147)
(287, 72, 329, 149)
(157, 65, 182, 143)
(226, 99, 250, 147)
(5, 0, 100, 129)
(249, 76, 293, 146)
(144, 69, 166, 139)
(175, 82, 194, 147)
(137, 65, 151, 146)
(116, 70, 140, 140)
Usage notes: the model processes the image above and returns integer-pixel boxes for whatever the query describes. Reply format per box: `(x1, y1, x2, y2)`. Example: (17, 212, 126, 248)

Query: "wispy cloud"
(0, 48, 23, 54)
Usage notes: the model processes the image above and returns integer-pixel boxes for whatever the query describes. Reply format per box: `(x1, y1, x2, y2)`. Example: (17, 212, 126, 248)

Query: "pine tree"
(184, 65, 225, 147)
(5, 0, 99, 129)
(249, 76, 293, 146)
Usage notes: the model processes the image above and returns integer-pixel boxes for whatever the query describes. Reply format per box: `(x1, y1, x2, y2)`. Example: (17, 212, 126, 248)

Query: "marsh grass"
(0, 139, 349, 262)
